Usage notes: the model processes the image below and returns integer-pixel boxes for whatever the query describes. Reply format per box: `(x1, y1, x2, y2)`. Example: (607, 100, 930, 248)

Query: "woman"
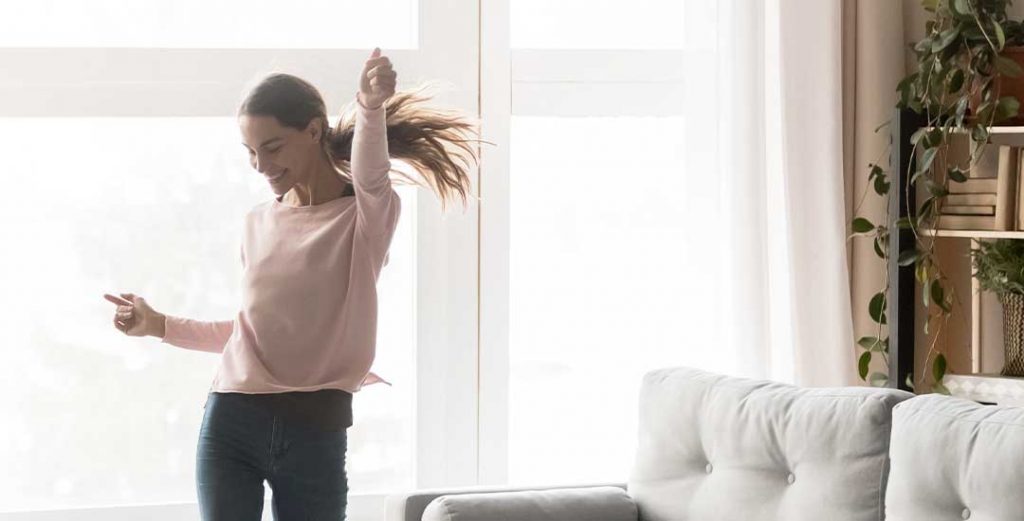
(102, 47, 478, 520)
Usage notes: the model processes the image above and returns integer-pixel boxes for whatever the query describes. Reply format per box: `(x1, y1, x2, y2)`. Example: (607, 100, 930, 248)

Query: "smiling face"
(238, 114, 324, 196)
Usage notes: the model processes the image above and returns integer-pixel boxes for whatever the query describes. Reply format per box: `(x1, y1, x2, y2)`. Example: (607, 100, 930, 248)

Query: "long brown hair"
(238, 73, 482, 211)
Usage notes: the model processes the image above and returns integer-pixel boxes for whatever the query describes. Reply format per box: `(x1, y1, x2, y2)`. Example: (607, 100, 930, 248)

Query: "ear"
(305, 119, 323, 144)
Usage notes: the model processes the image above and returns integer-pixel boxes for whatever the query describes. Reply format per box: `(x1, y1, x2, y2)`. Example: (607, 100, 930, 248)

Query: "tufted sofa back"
(628, 367, 914, 521)
(885, 394, 1024, 521)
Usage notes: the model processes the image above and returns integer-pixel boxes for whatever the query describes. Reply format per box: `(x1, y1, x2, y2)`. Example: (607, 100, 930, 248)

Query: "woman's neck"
(281, 154, 348, 207)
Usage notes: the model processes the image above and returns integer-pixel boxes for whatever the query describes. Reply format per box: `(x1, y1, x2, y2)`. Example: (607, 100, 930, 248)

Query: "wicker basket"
(999, 292, 1024, 376)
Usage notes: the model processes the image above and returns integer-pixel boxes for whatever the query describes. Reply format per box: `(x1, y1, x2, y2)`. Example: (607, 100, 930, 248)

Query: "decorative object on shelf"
(944, 372, 1024, 404)
(972, 238, 1024, 375)
(851, 0, 1024, 392)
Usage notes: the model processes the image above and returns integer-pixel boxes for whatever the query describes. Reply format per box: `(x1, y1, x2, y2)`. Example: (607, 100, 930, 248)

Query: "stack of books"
(935, 144, 1021, 231)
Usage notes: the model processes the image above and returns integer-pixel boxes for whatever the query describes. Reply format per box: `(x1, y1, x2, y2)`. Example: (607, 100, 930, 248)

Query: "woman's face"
(238, 114, 321, 196)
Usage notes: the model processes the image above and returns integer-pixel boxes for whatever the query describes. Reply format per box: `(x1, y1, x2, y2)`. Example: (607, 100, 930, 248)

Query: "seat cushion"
(628, 367, 913, 521)
(885, 394, 1024, 521)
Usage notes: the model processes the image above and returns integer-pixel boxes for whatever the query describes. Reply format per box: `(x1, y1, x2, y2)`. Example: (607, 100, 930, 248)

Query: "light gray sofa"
(385, 366, 1024, 521)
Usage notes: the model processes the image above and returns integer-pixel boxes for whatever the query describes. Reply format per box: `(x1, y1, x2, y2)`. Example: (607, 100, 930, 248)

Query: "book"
(946, 193, 997, 206)
(936, 214, 997, 230)
(1018, 152, 1024, 230)
(995, 146, 1018, 230)
(940, 205, 996, 215)
(949, 178, 999, 194)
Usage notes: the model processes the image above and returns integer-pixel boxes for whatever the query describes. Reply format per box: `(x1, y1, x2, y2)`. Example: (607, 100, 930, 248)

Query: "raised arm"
(353, 47, 400, 239)
(351, 99, 400, 239)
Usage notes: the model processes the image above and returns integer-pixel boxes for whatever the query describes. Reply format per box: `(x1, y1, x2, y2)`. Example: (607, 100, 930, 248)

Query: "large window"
(503, 1, 722, 485)
(0, 117, 416, 511)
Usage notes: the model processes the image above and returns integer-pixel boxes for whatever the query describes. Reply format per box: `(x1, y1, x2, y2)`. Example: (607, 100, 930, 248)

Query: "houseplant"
(852, 0, 1024, 392)
(972, 239, 1024, 375)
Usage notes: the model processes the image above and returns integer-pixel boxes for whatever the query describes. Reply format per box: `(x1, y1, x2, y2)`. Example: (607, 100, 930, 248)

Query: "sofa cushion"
(886, 394, 1024, 520)
(420, 485, 637, 521)
(628, 367, 913, 521)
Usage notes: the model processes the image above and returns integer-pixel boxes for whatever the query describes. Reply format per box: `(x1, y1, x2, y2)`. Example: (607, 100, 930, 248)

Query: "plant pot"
(970, 46, 1024, 126)
(999, 291, 1024, 376)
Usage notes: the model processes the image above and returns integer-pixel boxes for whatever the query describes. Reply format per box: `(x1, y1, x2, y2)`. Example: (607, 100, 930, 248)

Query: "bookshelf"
(892, 108, 1024, 401)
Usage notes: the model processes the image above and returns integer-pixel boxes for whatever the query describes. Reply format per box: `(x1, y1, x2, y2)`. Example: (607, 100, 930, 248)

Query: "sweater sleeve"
(160, 315, 234, 354)
(351, 96, 401, 240)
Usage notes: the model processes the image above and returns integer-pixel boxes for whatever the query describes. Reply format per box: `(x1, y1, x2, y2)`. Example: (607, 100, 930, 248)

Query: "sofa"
(385, 366, 1024, 521)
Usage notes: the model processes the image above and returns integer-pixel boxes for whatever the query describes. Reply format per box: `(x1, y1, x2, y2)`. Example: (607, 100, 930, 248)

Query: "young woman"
(102, 48, 478, 520)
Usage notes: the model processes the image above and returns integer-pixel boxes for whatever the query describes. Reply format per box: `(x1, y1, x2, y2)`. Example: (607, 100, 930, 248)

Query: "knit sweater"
(161, 100, 400, 394)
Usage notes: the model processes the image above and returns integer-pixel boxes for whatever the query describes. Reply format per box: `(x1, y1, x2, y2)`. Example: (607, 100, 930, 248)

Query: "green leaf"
(869, 372, 889, 387)
(869, 163, 884, 180)
(933, 381, 951, 395)
(995, 21, 1006, 50)
(898, 248, 921, 267)
(859, 351, 871, 380)
(916, 261, 929, 284)
(896, 217, 913, 229)
(933, 353, 947, 382)
(922, 0, 938, 12)
(869, 292, 886, 324)
(923, 279, 932, 307)
(905, 373, 916, 391)
(952, 0, 971, 18)
(931, 279, 950, 312)
(948, 69, 966, 94)
(874, 236, 886, 259)
(995, 55, 1024, 78)
(933, 27, 961, 52)
(910, 127, 928, 146)
(948, 166, 968, 182)
(874, 174, 890, 195)
(858, 336, 888, 353)
(852, 217, 875, 234)
(920, 146, 939, 173)
(995, 96, 1021, 122)
(919, 197, 935, 216)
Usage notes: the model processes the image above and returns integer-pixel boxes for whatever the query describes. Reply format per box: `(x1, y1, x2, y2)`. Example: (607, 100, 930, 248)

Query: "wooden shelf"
(920, 229, 1024, 239)
(930, 126, 1024, 146)
(945, 374, 1024, 406)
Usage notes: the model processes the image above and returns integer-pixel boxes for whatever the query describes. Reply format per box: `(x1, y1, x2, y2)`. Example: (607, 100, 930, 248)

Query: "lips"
(268, 170, 287, 183)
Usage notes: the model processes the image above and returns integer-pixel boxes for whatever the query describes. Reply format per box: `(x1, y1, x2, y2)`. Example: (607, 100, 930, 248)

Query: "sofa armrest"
(385, 482, 631, 521)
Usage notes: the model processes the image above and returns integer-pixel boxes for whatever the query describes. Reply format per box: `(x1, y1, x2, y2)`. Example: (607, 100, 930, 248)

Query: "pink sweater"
(161, 100, 400, 394)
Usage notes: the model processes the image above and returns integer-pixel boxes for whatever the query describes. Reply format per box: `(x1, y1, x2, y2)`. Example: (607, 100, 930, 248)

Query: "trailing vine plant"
(851, 0, 1023, 392)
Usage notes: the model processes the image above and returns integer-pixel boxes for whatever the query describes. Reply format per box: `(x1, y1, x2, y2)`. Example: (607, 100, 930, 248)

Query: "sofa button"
(962, 508, 971, 519)
(705, 463, 713, 474)
(787, 473, 795, 485)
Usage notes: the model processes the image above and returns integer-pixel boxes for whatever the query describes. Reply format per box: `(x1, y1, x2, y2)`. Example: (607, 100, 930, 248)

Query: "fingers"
(367, 67, 397, 80)
(104, 293, 132, 306)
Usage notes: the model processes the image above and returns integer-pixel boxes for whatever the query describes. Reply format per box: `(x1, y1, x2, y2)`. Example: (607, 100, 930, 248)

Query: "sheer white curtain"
(692, 0, 855, 386)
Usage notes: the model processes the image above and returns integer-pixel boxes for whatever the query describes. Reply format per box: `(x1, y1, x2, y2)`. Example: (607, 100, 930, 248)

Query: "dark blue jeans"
(196, 389, 354, 521)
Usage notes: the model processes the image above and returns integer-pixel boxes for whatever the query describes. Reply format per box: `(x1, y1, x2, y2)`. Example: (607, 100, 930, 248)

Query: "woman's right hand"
(103, 292, 164, 338)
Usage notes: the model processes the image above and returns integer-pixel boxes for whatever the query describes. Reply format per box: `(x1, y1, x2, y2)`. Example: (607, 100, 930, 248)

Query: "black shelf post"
(889, 107, 926, 391)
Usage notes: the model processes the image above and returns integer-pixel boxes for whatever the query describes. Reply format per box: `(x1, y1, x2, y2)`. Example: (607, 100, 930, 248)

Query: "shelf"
(989, 127, 1024, 147)
(920, 229, 1024, 239)
(945, 374, 1024, 406)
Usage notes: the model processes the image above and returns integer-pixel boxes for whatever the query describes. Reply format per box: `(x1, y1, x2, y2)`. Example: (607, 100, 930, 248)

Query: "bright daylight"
(4, 0, 1024, 520)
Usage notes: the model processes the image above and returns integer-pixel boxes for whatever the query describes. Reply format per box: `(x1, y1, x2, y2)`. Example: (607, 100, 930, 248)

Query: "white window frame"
(1, 2, 482, 519)
(2, 0, 697, 517)
(476, 0, 693, 486)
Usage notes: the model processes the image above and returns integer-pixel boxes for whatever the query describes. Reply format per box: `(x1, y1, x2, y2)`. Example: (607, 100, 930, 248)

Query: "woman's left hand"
(357, 47, 397, 110)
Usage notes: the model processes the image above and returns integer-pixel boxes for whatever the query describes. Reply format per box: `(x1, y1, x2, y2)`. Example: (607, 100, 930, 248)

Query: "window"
(0, 117, 415, 510)
(501, 0, 727, 485)
(0, 0, 417, 48)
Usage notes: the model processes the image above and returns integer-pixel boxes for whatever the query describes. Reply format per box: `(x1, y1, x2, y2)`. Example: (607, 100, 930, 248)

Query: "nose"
(253, 153, 269, 174)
